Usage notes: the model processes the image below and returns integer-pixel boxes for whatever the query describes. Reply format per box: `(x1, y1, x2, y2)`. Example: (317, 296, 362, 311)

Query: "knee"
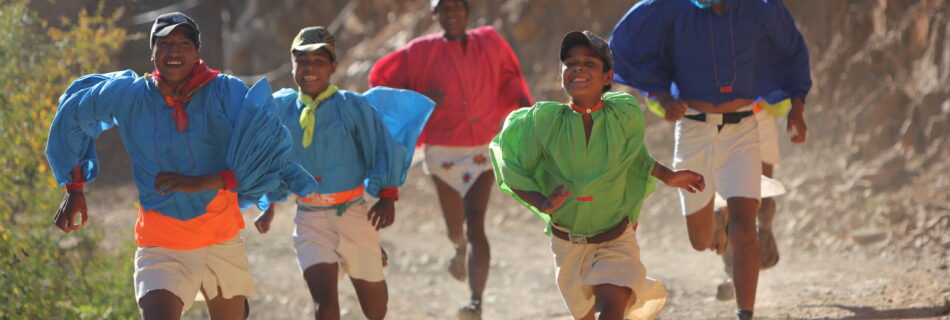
(465, 226, 487, 243)
(688, 235, 712, 251)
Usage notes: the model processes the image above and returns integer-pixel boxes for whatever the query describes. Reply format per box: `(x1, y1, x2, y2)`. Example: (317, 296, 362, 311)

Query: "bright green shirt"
(489, 92, 657, 236)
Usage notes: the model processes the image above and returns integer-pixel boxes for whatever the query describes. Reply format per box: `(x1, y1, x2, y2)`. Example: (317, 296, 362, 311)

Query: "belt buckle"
(568, 233, 588, 245)
(706, 113, 723, 126)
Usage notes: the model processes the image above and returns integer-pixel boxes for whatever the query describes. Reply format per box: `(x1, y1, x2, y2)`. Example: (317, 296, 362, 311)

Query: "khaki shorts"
(294, 200, 384, 282)
(551, 228, 667, 320)
(134, 235, 254, 312)
(674, 108, 762, 215)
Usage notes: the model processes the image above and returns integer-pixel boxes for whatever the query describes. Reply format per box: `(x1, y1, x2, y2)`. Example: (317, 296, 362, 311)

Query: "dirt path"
(88, 163, 948, 320)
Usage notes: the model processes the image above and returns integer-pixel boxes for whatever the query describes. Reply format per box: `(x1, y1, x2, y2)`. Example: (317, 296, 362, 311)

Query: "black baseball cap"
(150, 12, 200, 49)
(559, 30, 613, 71)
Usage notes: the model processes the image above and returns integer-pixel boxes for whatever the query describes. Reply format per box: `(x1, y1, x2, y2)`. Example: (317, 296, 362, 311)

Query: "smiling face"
(292, 49, 337, 97)
(152, 28, 199, 87)
(561, 44, 613, 101)
(434, 0, 469, 39)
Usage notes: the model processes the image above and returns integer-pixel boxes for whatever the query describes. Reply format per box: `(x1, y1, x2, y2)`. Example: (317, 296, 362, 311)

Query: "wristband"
(379, 187, 399, 200)
(219, 169, 238, 191)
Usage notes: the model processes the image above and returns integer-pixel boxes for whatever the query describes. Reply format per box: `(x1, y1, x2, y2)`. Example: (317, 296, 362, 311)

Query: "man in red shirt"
(369, 0, 531, 317)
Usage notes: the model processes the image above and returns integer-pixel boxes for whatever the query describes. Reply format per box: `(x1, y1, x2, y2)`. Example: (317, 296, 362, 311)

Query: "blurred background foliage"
(0, 0, 137, 318)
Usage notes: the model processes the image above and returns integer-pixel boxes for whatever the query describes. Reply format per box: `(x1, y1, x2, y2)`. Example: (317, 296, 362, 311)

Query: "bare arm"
(511, 185, 570, 215)
(652, 162, 705, 193)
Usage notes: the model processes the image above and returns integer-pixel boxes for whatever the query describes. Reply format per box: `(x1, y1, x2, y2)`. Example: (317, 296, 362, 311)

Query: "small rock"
(852, 231, 887, 245)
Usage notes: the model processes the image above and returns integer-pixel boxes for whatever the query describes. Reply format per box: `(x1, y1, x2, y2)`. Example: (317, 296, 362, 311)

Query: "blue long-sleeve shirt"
(610, 0, 811, 104)
(46, 70, 317, 221)
(271, 88, 431, 200)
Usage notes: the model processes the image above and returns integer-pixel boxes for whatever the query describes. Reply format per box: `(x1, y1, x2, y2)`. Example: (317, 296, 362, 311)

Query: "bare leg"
(201, 286, 248, 320)
(462, 170, 494, 305)
(727, 197, 760, 312)
(432, 175, 468, 281)
(684, 198, 719, 251)
(139, 289, 184, 320)
(350, 278, 388, 320)
(758, 163, 780, 269)
(593, 284, 633, 320)
(303, 263, 341, 320)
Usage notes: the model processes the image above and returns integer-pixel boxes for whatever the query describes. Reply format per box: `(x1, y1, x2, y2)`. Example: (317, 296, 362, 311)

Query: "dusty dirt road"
(89, 160, 948, 319)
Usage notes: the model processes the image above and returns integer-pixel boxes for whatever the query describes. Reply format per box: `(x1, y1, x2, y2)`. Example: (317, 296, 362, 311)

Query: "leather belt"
(684, 111, 753, 125)
(551, 218, 629, 245)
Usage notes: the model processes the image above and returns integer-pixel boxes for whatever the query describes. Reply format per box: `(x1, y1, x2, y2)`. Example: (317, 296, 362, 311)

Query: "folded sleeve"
(349, 96, 409, 197)
(764, 2, 812, 100)
(220, 77, 318, 207)
(45, 70, 138, 185)
(368, 49, 411, 89)
(491, 31, 532, 112)
(609, 1, 676, 95)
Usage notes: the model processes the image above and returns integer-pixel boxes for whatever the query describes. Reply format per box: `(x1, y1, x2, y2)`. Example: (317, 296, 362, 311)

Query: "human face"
(152, 28, 199, 87)
(434, 0, 469, 40)
(292, 49, 337, 97)
(561, 45, 613, 101)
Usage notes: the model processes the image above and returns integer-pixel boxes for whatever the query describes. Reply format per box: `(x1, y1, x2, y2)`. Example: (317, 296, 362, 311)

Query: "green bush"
(0, 1, 137, 319)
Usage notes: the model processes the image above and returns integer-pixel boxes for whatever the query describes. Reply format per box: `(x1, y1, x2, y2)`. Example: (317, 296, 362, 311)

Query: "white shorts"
(756, 111, 781, 165)
(551, 228, 667, 320)
(673, 109, 762, 216)
(422, 144, 493, 196)
(134, 236, 254, 312)
(293, 200, 384, 282)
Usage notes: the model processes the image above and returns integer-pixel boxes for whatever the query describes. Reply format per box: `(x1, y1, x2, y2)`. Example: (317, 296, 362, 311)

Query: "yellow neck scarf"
(298, 85, 338, 148)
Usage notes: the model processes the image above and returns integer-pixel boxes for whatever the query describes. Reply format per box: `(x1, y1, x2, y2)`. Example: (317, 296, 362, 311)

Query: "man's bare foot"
(758, 228, 780, 269)
(448, 246, 467, 281)
(458, 299, 481, 320)
(717, 279, 736, 301)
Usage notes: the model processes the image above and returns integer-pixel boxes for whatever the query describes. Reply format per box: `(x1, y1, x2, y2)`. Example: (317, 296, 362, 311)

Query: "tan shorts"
(756, 111, 781, 165)
(674, 108, 762, 215)
(293, 200, 384, 282)
(551, 228, 667, 320)
(133, 236, 254, 312)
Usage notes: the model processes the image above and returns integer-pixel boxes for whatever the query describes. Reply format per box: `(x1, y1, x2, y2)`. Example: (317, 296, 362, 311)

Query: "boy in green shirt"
(489, 31, 705, 320)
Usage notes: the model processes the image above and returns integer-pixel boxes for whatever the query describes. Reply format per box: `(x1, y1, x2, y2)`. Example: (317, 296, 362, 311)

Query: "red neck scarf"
(149, 60, 220, 132)
(570, 100, 604, 115)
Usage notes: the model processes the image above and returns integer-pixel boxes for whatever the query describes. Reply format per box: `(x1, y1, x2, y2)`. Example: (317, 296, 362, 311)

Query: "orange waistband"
(134, 190, 244, 250)
(297, 185, 365, 206)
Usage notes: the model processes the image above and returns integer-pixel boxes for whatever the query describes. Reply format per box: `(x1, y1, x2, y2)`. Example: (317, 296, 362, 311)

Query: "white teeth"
(303, 76, 318, 81)
(167, 61, 183, 66)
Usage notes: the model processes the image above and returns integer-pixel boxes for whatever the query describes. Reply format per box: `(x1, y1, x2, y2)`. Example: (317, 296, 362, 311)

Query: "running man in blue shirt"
(610, 1, 811, 319)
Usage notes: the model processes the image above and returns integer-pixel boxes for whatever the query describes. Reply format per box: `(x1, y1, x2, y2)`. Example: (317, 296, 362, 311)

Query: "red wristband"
(65, 173, 85, 191)
(219, 169, 238, 191)
(379, 187, 399, 200)
(65, 182, 84, 191)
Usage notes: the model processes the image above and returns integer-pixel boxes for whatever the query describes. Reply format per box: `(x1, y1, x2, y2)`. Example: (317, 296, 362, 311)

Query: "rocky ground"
(86, 138, 949, 319)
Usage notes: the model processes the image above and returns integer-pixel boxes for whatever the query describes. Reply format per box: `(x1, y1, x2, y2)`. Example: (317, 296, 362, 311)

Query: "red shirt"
(369, 26, 531, 147)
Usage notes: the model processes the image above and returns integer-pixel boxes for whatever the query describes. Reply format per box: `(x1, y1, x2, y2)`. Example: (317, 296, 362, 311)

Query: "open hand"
(538, 185, 571, 214)
(665, 170, 705, 193)
(154, 172, 221, 195)
(54, 191, 88, 232)
(254, 205, 275, 234)
(367, 198, 395, 230)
